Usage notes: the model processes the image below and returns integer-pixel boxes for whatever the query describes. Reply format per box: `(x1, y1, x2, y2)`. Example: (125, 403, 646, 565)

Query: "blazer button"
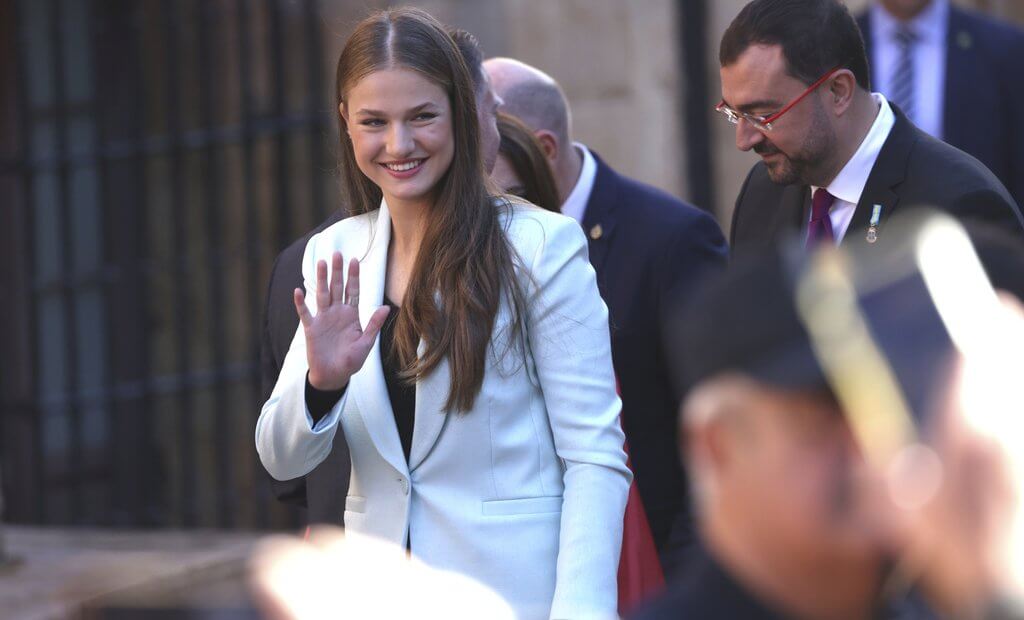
(398, 477, 409, 495)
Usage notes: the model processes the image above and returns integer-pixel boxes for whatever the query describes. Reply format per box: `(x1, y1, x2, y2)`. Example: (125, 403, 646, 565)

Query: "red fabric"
(618, 441, 666, 614)
(616, 379, 665, 615)
(806, 188, 836, 246)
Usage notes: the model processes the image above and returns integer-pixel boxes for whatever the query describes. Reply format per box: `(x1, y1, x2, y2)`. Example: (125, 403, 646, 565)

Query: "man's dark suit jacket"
(630, 545, 927, 619)
(730, 104, 1022, 257)
(630, 547, 788, 620)
(857, 5, 1024, 209)
(260, 210, 344, 524)
(584, 152, 728, 553)
(262, 155, 730, 539)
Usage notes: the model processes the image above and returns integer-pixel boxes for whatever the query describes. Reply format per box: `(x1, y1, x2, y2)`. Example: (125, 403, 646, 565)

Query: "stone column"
(707, 0, 756, 229)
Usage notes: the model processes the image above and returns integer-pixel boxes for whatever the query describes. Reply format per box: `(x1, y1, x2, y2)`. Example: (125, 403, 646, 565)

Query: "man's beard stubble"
(757, 103, 836, 187)
(755, 140, 801, 185)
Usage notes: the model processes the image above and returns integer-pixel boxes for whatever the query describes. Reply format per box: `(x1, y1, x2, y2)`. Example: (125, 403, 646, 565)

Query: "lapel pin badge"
(957, 31, 972, 50)
(866, 204, 882, 244)
(589, 223, 603, 240)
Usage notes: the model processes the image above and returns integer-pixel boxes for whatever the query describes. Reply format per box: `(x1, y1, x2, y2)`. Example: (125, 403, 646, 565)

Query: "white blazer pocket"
(345, 495, 367, 513)
(481, 496, 562, 516)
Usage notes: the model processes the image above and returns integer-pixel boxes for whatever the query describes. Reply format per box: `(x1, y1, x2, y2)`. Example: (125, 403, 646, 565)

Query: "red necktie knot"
(807, 188, 835, 247)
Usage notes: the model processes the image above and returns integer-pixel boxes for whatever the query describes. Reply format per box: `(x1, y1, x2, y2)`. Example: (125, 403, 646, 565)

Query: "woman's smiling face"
(342, 67, 455, 210)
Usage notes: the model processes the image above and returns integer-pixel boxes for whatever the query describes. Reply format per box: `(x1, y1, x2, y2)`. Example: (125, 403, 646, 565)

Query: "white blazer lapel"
(349, 201, 409, 477)
(408, 337, 450, 472)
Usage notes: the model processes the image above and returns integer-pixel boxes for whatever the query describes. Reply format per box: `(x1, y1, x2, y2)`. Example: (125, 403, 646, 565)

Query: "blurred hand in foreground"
(249, 527, 515, 620)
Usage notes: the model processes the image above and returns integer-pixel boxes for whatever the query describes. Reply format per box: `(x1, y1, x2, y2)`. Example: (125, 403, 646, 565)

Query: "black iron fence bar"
(677, 0, 716, 213)
(304, 0, 330, 233)
(51, 0, 86, 523)
(268, 0, 291, 252)
(235, 0, 260, 530)
(13, 0, 45, 524)
(131, 1, 155, 525)
(87, 2, 156, 525)
(0, 112, 331, 175)
(198, 0, 232, 529)
(259, 0, 291, 530)
(161, 0, 197, 528)
(88, 0, 116, 525)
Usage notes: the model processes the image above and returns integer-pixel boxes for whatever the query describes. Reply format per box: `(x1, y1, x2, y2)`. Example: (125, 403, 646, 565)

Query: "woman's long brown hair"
(336, 8, 524, 412)
(497, 112, 561, 213)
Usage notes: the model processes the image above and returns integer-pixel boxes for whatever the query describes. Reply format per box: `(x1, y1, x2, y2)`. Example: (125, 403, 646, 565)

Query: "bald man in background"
(484, 58, 728, 569)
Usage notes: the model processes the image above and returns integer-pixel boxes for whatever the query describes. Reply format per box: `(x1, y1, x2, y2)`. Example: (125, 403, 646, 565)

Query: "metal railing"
(1, 0, 336, 530)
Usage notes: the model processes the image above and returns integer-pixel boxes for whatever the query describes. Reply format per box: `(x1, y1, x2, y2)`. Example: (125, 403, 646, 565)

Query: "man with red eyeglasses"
(720, 0, 1022, 258)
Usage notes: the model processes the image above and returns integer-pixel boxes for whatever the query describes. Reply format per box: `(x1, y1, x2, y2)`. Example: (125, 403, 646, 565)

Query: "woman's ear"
(339, 101, 350, 135)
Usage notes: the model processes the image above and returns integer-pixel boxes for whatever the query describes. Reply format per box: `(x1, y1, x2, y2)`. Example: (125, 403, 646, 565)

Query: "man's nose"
(735, 118, 766, 152)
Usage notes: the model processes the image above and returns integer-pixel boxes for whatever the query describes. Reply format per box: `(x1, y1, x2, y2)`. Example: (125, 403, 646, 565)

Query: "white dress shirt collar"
(811, 93, 896, 242)
(560, 143, 598, 225)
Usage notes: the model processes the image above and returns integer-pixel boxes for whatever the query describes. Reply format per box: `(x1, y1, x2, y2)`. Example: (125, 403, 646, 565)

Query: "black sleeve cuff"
(305, 372, 346, 426)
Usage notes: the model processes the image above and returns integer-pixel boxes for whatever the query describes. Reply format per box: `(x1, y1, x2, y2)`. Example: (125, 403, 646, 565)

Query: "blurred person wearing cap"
(857, 0, 1024, 209)
(719, 0, 1022, 260)
(636, 212, 1024, 619)
(632, 247, 894, 619)
(483, 57, 729, 566)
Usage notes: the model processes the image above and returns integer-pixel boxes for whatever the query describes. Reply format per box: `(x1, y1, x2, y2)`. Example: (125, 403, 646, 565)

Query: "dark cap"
(672, 245, 826, 393)
(673, 213, 968, 428)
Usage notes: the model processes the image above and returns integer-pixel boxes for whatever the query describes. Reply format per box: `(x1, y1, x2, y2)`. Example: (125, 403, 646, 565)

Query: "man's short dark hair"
(720, 0, 870, 90)
(450, 29, 485, 94)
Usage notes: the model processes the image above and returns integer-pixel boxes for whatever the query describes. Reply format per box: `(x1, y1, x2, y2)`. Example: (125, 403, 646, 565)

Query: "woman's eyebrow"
(354, 102, 439, 116)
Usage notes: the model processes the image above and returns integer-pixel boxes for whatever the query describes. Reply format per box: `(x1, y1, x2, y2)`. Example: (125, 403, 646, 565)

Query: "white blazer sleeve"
(523, 214, 632, 619)
(255, 231, 349, 481)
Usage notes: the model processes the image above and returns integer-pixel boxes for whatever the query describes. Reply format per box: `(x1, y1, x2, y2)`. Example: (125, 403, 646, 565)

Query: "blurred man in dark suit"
(858, 0, 1024, 209)
(260, 29, 502, 525)
(719, 0, 1022, 260)
(484, 57, 729, 563)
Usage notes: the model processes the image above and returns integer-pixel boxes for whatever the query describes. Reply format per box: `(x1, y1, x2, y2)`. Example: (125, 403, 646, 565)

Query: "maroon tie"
(806, 188, 835, 247)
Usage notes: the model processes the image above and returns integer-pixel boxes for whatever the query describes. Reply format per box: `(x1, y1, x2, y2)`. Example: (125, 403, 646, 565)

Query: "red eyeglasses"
(715, 65, 843, 132)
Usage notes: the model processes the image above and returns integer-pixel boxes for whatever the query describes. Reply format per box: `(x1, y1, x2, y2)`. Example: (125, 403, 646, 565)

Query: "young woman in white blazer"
(255, 8, 630, 618)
